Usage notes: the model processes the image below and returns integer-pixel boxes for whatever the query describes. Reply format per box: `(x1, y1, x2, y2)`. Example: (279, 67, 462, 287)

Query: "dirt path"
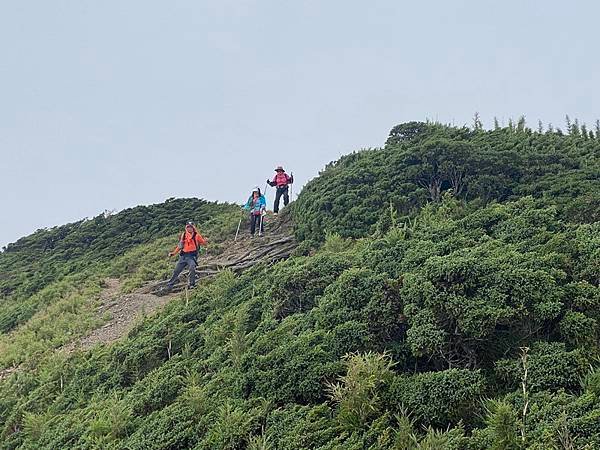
(61, 211, 296, 351)
(60, 279, 178, 353)
(0, 366, 17, 381)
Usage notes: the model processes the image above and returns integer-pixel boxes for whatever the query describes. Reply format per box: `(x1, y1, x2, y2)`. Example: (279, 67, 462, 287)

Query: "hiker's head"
(252, 187, 261, 198)
(185, 221, 194, 232)
(275, 166, 284, 173)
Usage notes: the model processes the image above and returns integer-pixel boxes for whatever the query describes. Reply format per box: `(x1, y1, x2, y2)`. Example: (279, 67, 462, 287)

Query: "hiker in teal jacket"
(242, 187, 266, 236)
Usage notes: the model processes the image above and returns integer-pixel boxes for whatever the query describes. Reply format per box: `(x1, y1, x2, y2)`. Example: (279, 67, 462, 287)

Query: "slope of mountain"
(0, 122, 599, 449)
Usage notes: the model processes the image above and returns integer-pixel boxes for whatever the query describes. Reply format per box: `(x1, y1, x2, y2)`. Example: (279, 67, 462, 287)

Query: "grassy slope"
(0, 200, 240, 369)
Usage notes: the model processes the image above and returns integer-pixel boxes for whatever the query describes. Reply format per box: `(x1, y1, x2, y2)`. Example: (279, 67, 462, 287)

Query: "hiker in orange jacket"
(166, 221, 207, 290)
(267, 166, 293, 214)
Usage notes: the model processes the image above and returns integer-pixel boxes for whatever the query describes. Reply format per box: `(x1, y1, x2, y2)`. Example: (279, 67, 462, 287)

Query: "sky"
(1, 0, 599, 247)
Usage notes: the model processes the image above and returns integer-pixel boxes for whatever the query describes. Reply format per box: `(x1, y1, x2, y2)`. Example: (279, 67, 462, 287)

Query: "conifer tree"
(517, 116, 526, 132)
(494, 117, 500, 130)
(547, 123, 554, 133)
(565, 115, 572, 134)
(473, 112, 483, 131)
(595, 119, 600, 138)
(581, 123, 588, 139)
(572, 118, 581, 136)
(537, 120, 543, 133)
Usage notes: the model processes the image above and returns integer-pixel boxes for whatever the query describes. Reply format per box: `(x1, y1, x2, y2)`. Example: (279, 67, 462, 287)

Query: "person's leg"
(250, 214, 257, 235)
(186, 255, 197, 287)
(283, 186, 290, 206)
(274, 188, 283, 213)
(167, 257, 187, 287)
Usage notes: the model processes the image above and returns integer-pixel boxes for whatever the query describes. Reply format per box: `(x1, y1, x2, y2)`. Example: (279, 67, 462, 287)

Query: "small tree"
(326, 351, 395, 431)
(484, 400, 520, 450)
(473, 112, 483, 131)
(572, 118, 581, 136)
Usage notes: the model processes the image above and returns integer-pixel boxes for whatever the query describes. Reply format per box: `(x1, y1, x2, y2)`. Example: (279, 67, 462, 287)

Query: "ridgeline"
(1, 121, 599, 449)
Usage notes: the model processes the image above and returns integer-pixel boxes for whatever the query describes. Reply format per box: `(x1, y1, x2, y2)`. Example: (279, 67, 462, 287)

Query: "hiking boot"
(156, 285, 173, 296)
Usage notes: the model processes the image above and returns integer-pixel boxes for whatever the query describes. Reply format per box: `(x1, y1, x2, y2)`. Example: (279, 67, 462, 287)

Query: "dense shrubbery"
(0, 122, 599, 448)
(293, 121, 600, 242)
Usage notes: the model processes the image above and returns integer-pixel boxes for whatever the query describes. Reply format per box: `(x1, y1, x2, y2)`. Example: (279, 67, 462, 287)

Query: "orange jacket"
(171, 226, 207, 255)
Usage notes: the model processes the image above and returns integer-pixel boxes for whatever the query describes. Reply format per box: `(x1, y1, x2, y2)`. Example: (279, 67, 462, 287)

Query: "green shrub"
(326, 352, 395, 431)
(560, 311, 598, 348)
(582, 369, 600, 397)
(385, 369, 486, 427)
(495, 342, 589, 393)
(269, 254, 351, 320)
(483, 400, 520, 450)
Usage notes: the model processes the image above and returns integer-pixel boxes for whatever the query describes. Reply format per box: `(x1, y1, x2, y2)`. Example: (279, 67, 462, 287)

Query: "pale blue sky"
(1, 1, 599, 247)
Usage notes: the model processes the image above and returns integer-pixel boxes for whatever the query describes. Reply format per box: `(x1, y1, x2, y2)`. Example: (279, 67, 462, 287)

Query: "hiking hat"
(275, 166, 284, 172)
(186, 221, 194, 227)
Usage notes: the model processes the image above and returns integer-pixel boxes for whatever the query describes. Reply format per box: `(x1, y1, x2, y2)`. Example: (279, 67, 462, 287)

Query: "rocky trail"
(62, 211, 296, 352)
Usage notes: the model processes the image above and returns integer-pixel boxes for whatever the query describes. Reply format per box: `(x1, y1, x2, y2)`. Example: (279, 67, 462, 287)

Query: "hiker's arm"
(169, 245, 181, 257)
(195, 233, 208, 247)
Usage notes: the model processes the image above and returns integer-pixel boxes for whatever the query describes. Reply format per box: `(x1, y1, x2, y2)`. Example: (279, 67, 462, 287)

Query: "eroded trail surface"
(61, 279, 177, 353)
(63, 212, 296, 351)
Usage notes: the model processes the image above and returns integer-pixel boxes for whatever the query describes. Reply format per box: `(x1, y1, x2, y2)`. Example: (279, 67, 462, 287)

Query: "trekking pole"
(234, 215, 242, 242)
(290, 172, 294, 200)
(258, 212, 264, 237)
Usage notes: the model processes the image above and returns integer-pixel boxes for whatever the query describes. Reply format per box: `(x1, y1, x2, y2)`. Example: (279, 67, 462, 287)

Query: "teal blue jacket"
(243, 195, 266, 215)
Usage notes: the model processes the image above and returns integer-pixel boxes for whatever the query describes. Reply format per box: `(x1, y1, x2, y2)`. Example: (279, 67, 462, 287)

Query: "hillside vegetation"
(0, 198, 236, 334)
(294, 121, 598, 242)
(0, 121, 599, 449)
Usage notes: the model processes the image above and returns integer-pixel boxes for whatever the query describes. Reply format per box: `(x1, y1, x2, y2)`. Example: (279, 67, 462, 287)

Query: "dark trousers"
(250, 214, 264, 235)
(274, 186, 289, 213)
(168, 253, 197, 287)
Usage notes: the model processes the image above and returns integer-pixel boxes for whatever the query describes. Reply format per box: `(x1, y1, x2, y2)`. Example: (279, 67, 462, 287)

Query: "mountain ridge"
(0, 121, 599, 449)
